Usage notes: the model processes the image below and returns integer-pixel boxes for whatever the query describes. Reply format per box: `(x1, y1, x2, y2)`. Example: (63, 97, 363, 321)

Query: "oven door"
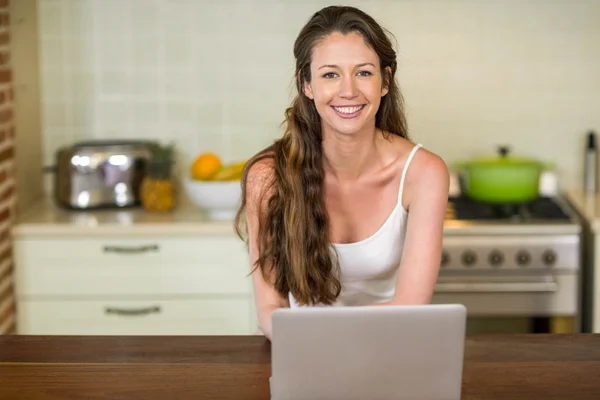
(435, 275, 557, 293)
(432, 274, 579, 333)
(432, 274, 578, 316)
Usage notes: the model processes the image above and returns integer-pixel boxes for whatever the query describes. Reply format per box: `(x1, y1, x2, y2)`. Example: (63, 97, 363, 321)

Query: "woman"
(235, 5, 449, 340)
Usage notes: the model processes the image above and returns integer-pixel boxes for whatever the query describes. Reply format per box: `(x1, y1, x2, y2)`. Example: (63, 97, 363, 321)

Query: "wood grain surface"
(1, 334, 599, 399)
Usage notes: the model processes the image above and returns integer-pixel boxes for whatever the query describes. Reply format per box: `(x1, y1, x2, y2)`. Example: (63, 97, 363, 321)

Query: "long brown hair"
(235, 6, 409, 306)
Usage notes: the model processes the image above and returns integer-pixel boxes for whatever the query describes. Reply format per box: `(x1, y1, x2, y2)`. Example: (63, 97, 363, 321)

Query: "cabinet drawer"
(17, 297, 256, 335)
(14, 235, 247, 266)
(14, 235, 252, 296)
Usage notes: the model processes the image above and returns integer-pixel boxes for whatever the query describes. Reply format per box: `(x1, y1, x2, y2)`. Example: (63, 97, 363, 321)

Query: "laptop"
(270, 303, 467, 400)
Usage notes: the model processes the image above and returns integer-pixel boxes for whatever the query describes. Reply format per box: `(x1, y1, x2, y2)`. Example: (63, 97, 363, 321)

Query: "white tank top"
(289, 143, 423, 308)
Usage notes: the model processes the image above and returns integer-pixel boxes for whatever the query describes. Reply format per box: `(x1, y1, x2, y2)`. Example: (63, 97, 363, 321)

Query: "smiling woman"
(234, 6, 449, 340)
(303, 33, 389, 136)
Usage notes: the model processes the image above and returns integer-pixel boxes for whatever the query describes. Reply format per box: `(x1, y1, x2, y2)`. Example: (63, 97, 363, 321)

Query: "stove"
(447, 196, 572, 222)
(433, 195, 582, 328)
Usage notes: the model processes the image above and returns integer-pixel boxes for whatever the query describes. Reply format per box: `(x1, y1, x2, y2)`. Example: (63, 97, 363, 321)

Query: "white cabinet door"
(17, 297, 256, 335)
(14, 235, 252, 297)
(13, 233, 257, 335)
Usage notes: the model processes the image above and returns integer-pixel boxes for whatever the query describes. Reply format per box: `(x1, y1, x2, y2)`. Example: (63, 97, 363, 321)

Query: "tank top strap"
(398, 143, 423, 206)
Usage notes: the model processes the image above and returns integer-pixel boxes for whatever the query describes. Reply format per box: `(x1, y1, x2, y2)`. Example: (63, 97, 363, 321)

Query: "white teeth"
(333, 105, 363, 114)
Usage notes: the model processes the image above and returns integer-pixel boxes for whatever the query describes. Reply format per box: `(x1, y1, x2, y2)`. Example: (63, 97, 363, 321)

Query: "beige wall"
(35, 0, 600, 191)
(12, 0, 42, 213)
(6, 0, 43, 335)
(0, 0, 20, 335)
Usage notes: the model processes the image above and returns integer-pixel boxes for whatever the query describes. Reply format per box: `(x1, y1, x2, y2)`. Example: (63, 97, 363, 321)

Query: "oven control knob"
(488, 250, 504, 267)
(461, 251, 477, 267)
(542, 249, 557, 267)
(440, 251, 450, 268)
(516, 250, 531, 266)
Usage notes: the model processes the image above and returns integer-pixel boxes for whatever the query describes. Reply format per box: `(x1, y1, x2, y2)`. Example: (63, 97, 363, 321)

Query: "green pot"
(454, 146, 554, 204)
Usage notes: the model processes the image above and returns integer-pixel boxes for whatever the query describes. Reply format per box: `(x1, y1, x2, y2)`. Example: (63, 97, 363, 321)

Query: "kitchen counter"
(565, 189, 600, 333)
(565, 189, 600, 233)
(11, 197, 237, 237)
(14, 195, 582, 238)
(1, 334, 600, 399)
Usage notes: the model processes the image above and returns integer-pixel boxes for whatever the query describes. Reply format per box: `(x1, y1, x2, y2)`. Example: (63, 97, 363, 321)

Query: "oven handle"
(434, 280, 558, 293)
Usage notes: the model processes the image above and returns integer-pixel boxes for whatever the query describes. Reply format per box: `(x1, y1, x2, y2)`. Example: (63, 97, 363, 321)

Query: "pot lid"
(458, 146, 544, 167)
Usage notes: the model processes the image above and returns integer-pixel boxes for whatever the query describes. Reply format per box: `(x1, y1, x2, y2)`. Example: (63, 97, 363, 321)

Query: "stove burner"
(446, 196, 570, 222)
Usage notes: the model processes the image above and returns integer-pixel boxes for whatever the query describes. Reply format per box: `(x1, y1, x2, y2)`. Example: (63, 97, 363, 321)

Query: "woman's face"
(303, 31, 389, 137)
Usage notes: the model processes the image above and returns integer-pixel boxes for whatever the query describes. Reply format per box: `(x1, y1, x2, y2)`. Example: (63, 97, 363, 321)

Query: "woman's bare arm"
(377, 151, 449, 306)
(244, 160, 289, 339)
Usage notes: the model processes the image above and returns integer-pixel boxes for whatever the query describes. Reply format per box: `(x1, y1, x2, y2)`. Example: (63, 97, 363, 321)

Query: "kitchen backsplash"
(37, 0, 600, 189)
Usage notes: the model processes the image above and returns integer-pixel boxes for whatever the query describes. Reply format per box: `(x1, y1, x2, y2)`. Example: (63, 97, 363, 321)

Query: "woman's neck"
(321, 125, 382, 182)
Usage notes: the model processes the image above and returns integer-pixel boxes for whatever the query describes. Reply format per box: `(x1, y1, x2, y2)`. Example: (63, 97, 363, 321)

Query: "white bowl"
(183, 178, 242, 220)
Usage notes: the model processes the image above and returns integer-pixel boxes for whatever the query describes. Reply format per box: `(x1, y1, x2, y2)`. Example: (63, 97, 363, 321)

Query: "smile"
(331, 105, 365, 118)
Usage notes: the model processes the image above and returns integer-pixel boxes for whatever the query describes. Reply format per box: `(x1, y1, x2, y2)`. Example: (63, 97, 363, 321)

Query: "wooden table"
(1, 334, 600, 399)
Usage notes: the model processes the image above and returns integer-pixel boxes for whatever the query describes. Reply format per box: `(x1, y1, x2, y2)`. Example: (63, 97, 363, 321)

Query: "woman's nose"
(338, 76, 358, 98)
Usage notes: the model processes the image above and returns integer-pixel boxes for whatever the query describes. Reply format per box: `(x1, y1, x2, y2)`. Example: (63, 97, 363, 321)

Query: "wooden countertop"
(1, 334, 600, 399)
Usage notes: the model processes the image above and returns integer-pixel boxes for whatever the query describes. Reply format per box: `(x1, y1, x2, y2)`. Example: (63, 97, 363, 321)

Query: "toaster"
(53, 140, 156, 210)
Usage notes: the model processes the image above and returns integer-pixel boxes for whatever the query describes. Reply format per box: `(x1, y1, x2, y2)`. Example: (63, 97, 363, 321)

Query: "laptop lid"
(271, 304, 466, 400)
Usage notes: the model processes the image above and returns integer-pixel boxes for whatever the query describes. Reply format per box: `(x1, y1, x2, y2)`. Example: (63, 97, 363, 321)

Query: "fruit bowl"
(183, 178, 242, 221)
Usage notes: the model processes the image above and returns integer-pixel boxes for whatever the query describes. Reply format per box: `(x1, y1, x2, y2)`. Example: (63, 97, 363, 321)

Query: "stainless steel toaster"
(53, 140, 156, 210)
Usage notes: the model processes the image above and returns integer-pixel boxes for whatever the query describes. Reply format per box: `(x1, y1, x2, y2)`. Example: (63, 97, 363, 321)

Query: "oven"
(433, 195, 582, 334)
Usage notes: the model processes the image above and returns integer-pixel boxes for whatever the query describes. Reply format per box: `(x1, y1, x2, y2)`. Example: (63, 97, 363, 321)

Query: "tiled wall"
(37, 0, 600, 189)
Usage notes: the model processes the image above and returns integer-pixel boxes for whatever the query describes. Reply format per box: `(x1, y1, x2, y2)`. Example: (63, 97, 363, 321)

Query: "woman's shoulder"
(385, 133, 449, 207)
(385, 134, 446, 172)
(246, 155, 275, 185)
(244, 150, 277, 210)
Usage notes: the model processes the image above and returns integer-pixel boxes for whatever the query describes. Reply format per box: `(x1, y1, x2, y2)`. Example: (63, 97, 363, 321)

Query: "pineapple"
(141, 142, 176, 212)
(147, 142, 175, 180)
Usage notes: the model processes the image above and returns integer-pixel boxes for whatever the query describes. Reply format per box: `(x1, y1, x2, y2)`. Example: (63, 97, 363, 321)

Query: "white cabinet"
(18, 298, 254, 335)
(591, 235, 600, 333)
(13, 234, 257, 335)
(564, 190, 600, 333)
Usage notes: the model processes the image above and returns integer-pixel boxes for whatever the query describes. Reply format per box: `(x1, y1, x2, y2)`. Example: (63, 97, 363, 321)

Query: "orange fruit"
(191, 152, 222, 180)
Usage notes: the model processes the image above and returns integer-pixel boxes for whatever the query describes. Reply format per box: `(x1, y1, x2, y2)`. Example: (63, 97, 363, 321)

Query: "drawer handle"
(103, 244, 160, 254)
(105, 306, 161, 316)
